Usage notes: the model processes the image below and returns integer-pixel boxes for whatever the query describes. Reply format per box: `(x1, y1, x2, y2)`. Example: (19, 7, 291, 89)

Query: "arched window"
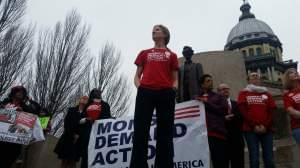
(249, 48, 254, 56)
(256, 47, 262, 55)
(242, 50, 247, 57)
(270, 49, 275, 56)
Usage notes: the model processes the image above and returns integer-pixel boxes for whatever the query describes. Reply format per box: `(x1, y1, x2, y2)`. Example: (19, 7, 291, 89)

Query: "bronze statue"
(178, 46, 203, 102)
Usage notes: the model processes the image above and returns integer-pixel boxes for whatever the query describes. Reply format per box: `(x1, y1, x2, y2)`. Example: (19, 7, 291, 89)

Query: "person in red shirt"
(130, 25, 178, 168)
(283, 68, 300, 147)
(237, 72, 276, 168)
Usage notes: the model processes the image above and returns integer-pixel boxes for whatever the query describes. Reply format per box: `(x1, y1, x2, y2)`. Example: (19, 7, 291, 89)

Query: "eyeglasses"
(250, 74, 259, 77)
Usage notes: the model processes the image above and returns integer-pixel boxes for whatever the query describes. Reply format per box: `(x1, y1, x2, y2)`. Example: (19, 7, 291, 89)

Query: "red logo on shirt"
(165, 51, 171, 59)
(288, 93, 295, 97)
(246, 96, 266, 105)
(147, 52, 169, 62)
(291, 93, 300, 104)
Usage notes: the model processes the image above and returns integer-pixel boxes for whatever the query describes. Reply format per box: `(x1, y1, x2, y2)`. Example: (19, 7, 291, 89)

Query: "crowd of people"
(0, 24, 300, 168)
(129, 24, 300, 168)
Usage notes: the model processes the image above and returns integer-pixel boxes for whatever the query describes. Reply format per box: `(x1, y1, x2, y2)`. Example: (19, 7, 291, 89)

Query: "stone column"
(267, 67, 272, 81)
(272, 66, 277, 81)
(257, 68, 261, 75)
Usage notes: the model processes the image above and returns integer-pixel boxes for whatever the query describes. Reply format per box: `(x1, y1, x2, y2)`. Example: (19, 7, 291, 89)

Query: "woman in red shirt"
(130, 25, 179, 168)
(283, 68, 300, 146)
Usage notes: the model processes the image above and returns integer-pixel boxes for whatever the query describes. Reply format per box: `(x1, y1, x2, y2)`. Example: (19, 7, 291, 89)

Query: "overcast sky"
(25, 0, 300, 114)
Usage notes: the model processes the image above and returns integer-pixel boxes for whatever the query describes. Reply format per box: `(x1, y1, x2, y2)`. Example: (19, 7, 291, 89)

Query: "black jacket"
(0, 98, 41, 115)
(79, 101, 112, 154)
(226, 100, 243, 138)
(0, 98, 41, 166)
(54, 106, 82, 161)
(64, 106, 82, 136)
(199, 90, 228, 138)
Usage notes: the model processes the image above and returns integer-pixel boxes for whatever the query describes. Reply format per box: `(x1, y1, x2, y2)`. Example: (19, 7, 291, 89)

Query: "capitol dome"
(223, 1, 297, 85)
(227, 18, 275, 43)
(225, 2, 281, 50)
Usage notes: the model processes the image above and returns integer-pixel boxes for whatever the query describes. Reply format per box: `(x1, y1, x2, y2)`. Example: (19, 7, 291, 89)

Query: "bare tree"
(67, 66, 91, 106)
(0, 0, 32, 96)
(91, 43, 132, 117)
(0, 0, 26, 33)
(69, 43, 132, 117)
(28, 10, 92, 115)
(48, 43, 132, 136)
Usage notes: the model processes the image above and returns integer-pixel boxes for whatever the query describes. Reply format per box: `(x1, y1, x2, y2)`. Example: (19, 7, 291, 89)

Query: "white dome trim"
(227, 18, 275, 43)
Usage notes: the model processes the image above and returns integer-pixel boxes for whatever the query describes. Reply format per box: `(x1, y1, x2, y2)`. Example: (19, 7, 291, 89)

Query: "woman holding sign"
(0, 86, 40, 168)
(130, 25, 179, 168)
(79, 89, 112, 168)
(54, 96, 88, 168)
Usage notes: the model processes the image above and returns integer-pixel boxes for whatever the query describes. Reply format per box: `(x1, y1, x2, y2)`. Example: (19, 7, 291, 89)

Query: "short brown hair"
(156, 24, 170, 45)
(200, 74, 212, 85)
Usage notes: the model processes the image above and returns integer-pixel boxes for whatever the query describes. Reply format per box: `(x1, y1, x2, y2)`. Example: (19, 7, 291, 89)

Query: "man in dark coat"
(218, 83, 244, 168)
(54, 96, 88, 168)
(178, 46, 203, 102)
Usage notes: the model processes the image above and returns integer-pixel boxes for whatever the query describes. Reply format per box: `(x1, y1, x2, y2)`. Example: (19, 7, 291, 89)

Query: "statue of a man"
(178, 46, 203, 102)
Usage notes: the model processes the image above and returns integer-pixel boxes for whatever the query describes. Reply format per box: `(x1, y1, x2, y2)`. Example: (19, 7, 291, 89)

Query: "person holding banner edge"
(79, 89, 112, 168)
(196, 74, 229, 168)
(130, 25, 178, 168)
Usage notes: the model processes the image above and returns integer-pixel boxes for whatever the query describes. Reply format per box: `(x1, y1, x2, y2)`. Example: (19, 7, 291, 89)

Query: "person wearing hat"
(178, 46, 203, 102)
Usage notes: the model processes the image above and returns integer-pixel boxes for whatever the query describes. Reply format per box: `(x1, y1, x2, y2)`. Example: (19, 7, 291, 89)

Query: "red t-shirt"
(237, 90, 276, 131)
(86, 102, 102, 120)
(134, 48, 179, 90)
(283, 88, 300, 130)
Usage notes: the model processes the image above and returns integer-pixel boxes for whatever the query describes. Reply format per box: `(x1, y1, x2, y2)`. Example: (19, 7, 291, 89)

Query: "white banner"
(88, 100, 209, 168)
(0, 108, 45, 145)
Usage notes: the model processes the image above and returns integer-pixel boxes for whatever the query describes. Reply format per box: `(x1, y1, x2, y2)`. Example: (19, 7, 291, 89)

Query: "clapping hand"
(225, 114, 235, 121)
(254, 125, 266, 134)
